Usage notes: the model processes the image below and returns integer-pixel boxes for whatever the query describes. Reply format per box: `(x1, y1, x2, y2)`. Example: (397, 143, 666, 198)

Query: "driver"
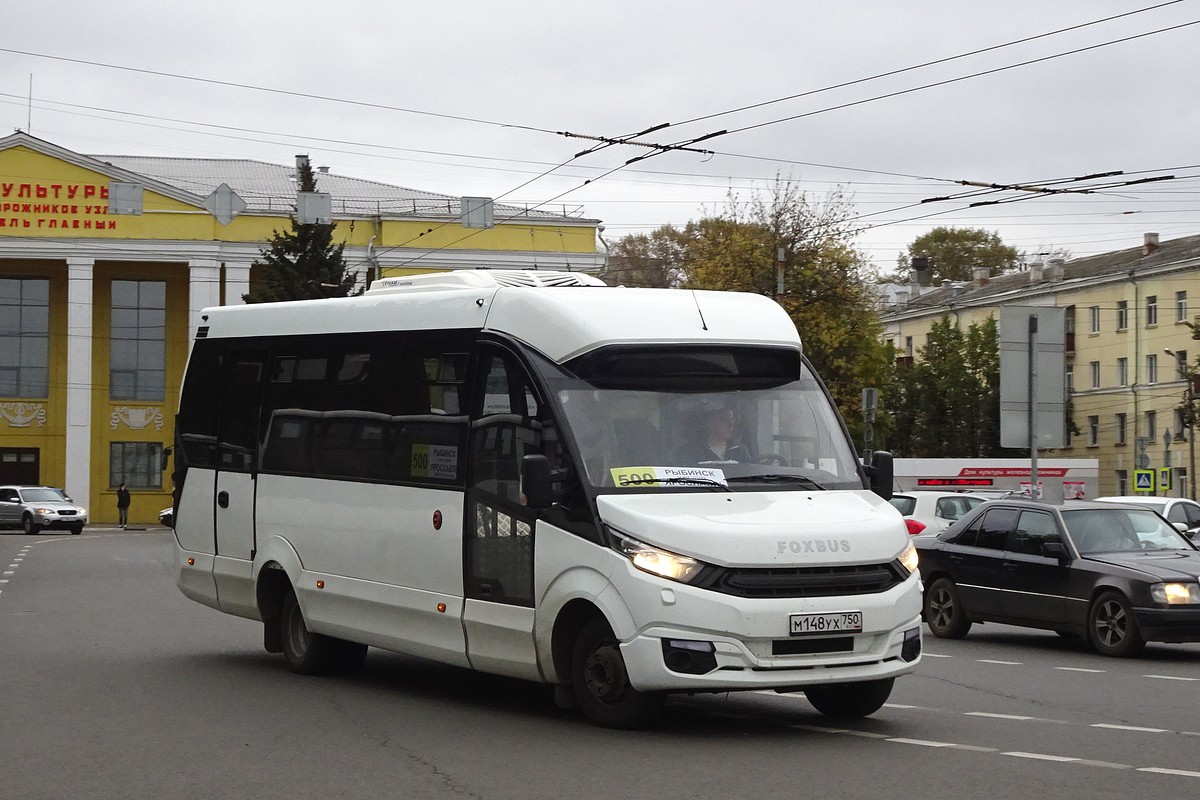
(676, 407, 751, 464)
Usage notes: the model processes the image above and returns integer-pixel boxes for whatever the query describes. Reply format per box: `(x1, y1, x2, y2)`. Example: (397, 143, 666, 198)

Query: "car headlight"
(1151, 582, 1200, 605)
(34, 507, 54, 515)
(897, 540, 920, 576)
(78, 508, 87, 516)
(611, 532, 704, 583)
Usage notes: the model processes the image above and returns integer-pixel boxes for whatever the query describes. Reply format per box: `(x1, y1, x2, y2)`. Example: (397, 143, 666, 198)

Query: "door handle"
(217, 491, 229, 509)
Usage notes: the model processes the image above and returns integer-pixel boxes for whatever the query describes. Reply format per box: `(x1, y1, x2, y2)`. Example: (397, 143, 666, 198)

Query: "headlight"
(34, 507, 54, 515)
(611, 532, 704, 583)
(897, 540, 920, 576)
(1151, 582, 1200, 604)
(78, 508, 87, 516)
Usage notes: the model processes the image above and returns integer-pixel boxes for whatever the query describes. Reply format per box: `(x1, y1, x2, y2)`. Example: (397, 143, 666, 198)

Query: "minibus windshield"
(538, 348, 863, 492)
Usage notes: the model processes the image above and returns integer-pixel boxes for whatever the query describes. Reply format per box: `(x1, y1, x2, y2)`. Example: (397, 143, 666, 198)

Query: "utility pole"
(1028, 314, 1039, 499)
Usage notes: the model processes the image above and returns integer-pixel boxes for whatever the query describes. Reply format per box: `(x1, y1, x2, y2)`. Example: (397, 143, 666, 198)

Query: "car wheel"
(279, 587, 341, 675)
(924, 577, 972, 639)
(1088, 591, 1145, 657)
(22, 514, 40, 535)
(69, 524, 83, 535)
(571, 617, 663, 729)
(805, 678, 894, 719)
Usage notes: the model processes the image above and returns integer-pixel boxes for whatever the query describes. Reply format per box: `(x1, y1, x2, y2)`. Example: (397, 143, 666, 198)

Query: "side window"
(1013, 511, 1061, 556)
(216, 352, 267, 473)
(470, 352, 548, 503)
(1167, 504, 1187, 524)
(1184, 503, 1200, 527)
(976, 508, 1019, 550)
(0, 488, 16, 502)
(935, 496, 975, 521)
(177, 339, 222, 469)
(943, 512, 980, 546)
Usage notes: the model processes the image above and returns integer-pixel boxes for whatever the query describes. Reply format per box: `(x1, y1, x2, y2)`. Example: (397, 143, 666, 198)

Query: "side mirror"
(864, 450, 893, 501)
(1042, 541, 1070, 562)
(521, 454, 566, 509)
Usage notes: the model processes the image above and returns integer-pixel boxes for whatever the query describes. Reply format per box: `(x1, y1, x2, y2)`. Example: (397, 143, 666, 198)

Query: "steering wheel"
(755, 453, 789, 466)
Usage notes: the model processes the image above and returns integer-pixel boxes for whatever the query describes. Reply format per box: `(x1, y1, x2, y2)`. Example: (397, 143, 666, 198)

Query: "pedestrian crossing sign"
(1159, 467, 1172, 491)
(1134, 469, 1155, 492)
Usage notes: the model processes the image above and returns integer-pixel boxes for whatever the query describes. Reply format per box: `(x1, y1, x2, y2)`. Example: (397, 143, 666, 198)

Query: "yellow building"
(879, 233, 1200, 498)
(0, 132, 603, 523)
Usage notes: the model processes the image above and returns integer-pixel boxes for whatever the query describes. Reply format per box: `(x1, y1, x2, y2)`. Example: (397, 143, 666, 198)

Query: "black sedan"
(915, 499, 1200, 656)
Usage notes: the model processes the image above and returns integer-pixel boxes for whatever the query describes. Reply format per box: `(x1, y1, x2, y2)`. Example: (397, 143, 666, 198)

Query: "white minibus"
(171, 270, 921, 728)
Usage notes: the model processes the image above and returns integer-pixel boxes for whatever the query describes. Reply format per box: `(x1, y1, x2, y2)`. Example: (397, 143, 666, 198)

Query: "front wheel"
(924, 577, 972, 639)
(571, 618, 663, 729)
(22, 514, 40, 535)
(805, 678, 894, 718)
(279, 588, 366, 675)
(1088, 591, 1145, 657)
(69, 524, 83, 535)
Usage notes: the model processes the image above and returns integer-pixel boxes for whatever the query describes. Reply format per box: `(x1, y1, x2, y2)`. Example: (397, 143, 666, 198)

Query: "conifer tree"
(243, 159, 357, 303)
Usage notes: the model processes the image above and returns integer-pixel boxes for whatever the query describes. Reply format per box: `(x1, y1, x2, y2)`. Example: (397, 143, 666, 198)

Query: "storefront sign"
(1, 182, 116, 231)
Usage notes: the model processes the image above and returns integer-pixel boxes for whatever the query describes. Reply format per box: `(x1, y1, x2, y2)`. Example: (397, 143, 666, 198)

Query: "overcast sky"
(3, 1, 1197, 272)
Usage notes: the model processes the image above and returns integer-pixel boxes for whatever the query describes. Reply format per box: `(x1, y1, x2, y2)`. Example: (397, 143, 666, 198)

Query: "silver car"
(0, 485, 88, 535)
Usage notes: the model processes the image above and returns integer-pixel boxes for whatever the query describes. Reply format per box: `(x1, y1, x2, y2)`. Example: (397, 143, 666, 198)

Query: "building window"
(1065, 370, 1074, 395)
(0, 278, 50, 399)
(1175, 408, 1187, 441)
(1088, 415, 1099, 446)
(1177, 290, 1188, 323)
(1147, 295, 1158, 326)
(1116, 469, 1128, 495)
(904, 336, 913, 357)
(1146, 354, 1158, 384)
(1117, 357, 1128, 386)
(109, 442, 163, 489)
(1116, 300, 1128, 331)
(110, 280, 166, 401)
(1146, 410, 1157, 440)
(1115, 412, 1127, 445)
(1090, 361, 1100, 389)
(1173, 349, 1188, 380)
(1089, 305, 1100, 334)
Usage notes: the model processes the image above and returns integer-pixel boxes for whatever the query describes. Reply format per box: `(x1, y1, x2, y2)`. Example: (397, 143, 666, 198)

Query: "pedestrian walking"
(116, 482, 131, 528)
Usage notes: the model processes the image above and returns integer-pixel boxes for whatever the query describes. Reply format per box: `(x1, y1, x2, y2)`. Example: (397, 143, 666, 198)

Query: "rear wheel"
(924, 577, 972, 639)
(279, 588, 365, 675)
(1088, 591, 1145, 657)
(22, 514, 40, 535)
(805, 678, 894, 718)
(571, 618, 663, 729)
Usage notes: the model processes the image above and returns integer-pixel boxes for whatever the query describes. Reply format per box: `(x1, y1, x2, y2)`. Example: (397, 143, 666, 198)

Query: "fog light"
(901, 627, 921, 662)
(661, 639, 717, 674)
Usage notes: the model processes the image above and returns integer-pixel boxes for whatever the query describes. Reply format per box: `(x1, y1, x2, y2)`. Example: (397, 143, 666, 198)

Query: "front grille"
(58, 510, 77, 516)
(772, 637, 854, 656)
(691, 562, 905, 598)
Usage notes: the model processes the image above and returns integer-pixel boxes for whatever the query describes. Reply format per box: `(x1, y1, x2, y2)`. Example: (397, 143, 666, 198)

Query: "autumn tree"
(894, 226, 1020, 284)
(604, 225, 687, 288)
(244, 159, 357, 303)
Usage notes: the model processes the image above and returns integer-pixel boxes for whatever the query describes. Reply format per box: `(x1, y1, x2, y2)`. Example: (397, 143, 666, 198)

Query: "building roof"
(881, 232, 1200, 319)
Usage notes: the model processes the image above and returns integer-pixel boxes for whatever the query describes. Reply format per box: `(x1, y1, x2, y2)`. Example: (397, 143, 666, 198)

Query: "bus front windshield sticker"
(610, 466, 728, 488)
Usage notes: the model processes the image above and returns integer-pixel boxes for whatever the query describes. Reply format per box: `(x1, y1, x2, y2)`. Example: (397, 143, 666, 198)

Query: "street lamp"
(1164, 348, 1197, 500)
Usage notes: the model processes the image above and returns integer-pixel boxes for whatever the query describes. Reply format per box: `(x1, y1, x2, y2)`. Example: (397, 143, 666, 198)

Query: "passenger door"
(1001, 510, 1070, 627)
(951, 507, 1016, 620)
(212, 350, 267, 616)
(0, 487, 18, 526)
(462, 345, 551, 681)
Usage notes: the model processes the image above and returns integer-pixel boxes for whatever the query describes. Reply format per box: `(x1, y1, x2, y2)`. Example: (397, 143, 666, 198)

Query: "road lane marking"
(883, 703, 922, 709)
(791, 724, 888, 739)
(1054, 667, 1105, 673)
(1139, 768, 1200, 778)
(1075, 760, 1132, 770)
(1143, 675, 1200, 682)
(967, 712, 1049, 722)
(977, 659, 1022, 665)
(923, 653, 953, 658)
(1092, 723, 1169, 733)
(888, 738, 957, 748)
(1004, 752, 1078, 762)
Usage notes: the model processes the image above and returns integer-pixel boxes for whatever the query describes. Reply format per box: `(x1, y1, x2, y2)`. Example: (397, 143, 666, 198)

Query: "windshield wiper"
(726, 474, 825, 489)
(622, 476, 732, 491)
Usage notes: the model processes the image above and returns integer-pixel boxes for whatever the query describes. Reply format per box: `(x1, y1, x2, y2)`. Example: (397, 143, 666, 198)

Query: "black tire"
(22, 514, 40, 535)
(805, 678, 894, 719)
(924, 577, 972, 639)
(69, 524, 83, 535)
(1088, 591, 1145, 657)
(571, 617, 663, 729)
(279, 588, 341, 675)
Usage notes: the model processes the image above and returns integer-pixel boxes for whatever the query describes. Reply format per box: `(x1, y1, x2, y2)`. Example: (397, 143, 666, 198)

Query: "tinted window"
(890, 496, 916, 515)
(1167, 504, 1186, 524)
(942, 511, 981, 546)
(976, 508, 1018, 550)
(935, 495, 982, 521)
(1012, 511, 1061, 556)
(177, 339, 221, 468)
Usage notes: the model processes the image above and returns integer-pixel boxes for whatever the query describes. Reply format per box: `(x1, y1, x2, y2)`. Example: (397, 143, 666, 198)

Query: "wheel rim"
(928, 587, 955, 631)
(23, 517, 33, 534)
(584, 642, 631, 707)
(284, 602, 309, 659)
(1094, 600, 1127, 648)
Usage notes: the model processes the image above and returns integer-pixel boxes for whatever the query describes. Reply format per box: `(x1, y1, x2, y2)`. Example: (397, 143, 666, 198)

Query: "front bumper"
(1133, 606, 1200, 642)
(35, 514, 87, 529)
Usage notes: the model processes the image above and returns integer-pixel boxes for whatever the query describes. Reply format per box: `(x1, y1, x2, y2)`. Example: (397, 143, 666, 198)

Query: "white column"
(223, 261, 251, 306)
(65, 257, 94, 507)
(189, 259, 222, 335)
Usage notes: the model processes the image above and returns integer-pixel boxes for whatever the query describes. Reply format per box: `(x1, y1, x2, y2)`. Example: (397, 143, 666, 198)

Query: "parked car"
(0, 485, 88, 535)
(916, 499, 1200, 656)
(889, 491, 988, 535)
(1094, 496, 1200, 539)
(158, 506, 174, 528)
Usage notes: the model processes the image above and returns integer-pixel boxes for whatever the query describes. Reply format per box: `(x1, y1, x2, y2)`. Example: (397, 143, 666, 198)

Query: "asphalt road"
(2, 529, 1198, 800)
